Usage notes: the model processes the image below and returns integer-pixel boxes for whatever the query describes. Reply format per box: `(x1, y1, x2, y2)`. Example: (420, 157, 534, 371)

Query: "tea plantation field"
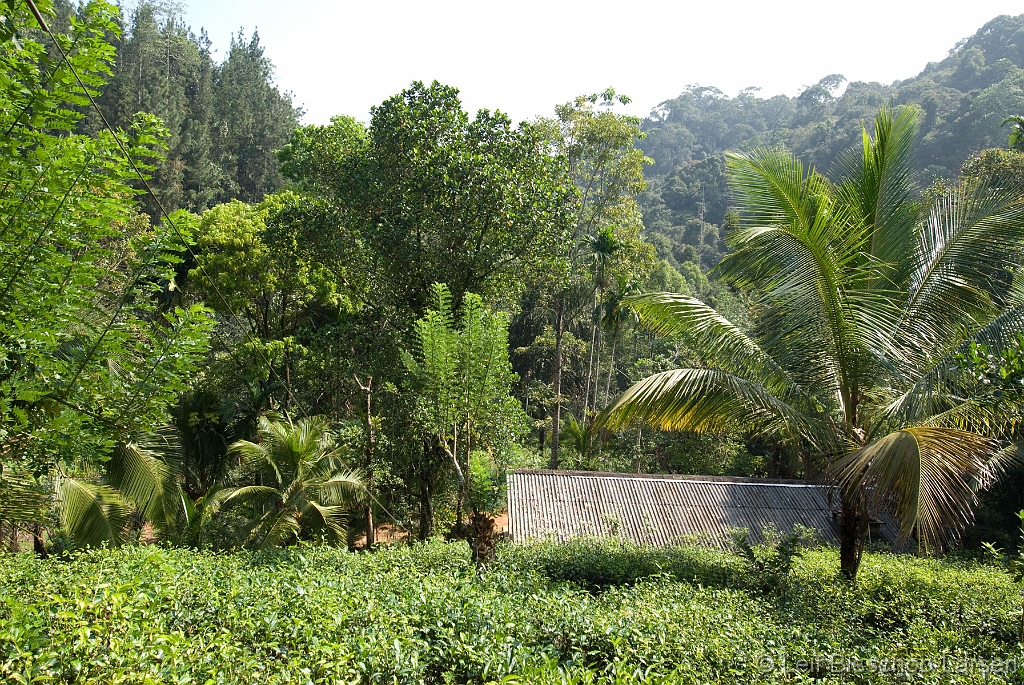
(1, 539, 1021, 683)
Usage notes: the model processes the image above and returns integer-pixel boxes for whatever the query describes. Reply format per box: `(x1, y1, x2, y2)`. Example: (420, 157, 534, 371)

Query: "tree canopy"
(283, 80, 577, 316)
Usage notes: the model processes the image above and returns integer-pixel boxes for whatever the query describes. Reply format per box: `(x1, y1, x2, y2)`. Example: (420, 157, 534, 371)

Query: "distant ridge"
(638, 13, 1024, 273)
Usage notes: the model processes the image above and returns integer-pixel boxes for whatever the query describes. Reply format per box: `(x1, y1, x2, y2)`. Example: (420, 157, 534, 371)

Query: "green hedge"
(1, 539, 1021, 683)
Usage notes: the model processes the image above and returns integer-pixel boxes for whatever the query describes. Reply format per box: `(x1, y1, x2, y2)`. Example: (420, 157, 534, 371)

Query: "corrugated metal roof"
(507, 470, 905, 549)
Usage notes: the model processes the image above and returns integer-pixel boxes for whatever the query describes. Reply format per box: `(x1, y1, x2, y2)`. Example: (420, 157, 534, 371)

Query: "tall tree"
(538, 88, 651, 468)
(86, 2, 218, 213)
(185, 191, 356, 413)
(78, 3, 300, 214)
(602, 107, 1024, 579)
(307, 81, 577, 316)
(212, 28, 301, 204)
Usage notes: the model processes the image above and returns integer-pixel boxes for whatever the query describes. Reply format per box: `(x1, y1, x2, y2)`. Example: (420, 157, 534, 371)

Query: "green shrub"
(1, 540, 1021, 683)
(520, 536, 744, 591)
(730, 526, 804, 595)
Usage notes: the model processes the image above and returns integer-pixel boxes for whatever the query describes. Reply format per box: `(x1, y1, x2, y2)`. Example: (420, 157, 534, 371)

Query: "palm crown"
(226, 415, 365, 549)
(601, 108, 1024, 578)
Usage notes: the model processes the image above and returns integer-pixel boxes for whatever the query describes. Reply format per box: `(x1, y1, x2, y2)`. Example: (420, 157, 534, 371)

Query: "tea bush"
(1, 539, 1022, 683)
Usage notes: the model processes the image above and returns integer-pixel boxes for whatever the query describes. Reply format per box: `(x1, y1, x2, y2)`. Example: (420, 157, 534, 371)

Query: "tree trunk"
(281, 293, 290, 412)
(603, 334, 616, 407)
(364, 497, 374, 547)
(470, 510, 496, 567)
(583, 291, 597, 416)
(355, 375, 375, 548)
(32, 523, 47, 558)
(419, 480, 433, 540)
(549, 300, 565, 469)
(451, 444, 466, 538)
(418, 433, 436, 540)
(635, 427, 643, 473)
(838, 489, 869, 581)
(445, 427, 468, 538)
(768, 444, 781, 478)
(454, 487, 464, 538)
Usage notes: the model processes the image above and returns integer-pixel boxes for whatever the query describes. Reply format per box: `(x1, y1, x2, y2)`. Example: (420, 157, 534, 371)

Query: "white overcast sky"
(180, 1, 1024, 125)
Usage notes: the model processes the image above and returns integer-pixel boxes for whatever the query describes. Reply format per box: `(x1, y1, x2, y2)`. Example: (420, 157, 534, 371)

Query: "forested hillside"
(640, 13, 1024, 271)
(54, 1, 300, 216)
(5, 0, 1024, 562)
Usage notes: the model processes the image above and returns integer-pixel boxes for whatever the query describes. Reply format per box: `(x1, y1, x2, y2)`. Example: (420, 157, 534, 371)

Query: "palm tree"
(600, 275, 642, 408)
(225, 415, 365, 549)
(175, 485, 233, 550)
(600, 107, 1024, 579)
(55, 432, 184, 549)
(584, 226, 620, 415)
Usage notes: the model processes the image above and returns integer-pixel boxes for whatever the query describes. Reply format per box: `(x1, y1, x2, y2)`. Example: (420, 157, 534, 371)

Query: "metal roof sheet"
(507, 469, 905, 549)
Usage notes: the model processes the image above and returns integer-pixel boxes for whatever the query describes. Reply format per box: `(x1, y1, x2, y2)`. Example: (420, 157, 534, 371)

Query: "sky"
(180, 1, 1024, 125)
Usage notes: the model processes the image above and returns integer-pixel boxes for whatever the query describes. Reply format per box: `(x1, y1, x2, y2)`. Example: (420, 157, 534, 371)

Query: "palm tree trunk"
(602, 334, 614, 406)
(550, 300, 565, 469)
(839, 488, 869, 581)
(419, 480, 433, 540)
(583, 291, 597, 416)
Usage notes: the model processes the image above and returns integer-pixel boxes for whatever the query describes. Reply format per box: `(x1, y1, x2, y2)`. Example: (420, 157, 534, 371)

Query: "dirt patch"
(493, 511, 508, 535)
(353, 511, 508, 549)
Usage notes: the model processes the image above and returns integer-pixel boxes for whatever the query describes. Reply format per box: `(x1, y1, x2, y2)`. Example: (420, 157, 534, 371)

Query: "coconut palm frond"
(899, 178, 1024, 366)
(106, 440, 181, 533)
(980, 442, 1024, 488)
(254, 509, 300, 550)
(314, 470, 365, 507)
(599, 367, 834, 450)
(623, 291, 812, 400)
(0, 472, 49, 524)
(303, 501, 350, 541)
(720, 148, 878, 415)
(830, 426, 996, 545)
(880, 303, 1024, 426)
(222, 485, 282, 510)
(918, 398, 1024, 438)
(55, 477, 128, 548)
(724, 146, 831, 235)
(230, 438, 281, 484)
(836, 106, 919, 274)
